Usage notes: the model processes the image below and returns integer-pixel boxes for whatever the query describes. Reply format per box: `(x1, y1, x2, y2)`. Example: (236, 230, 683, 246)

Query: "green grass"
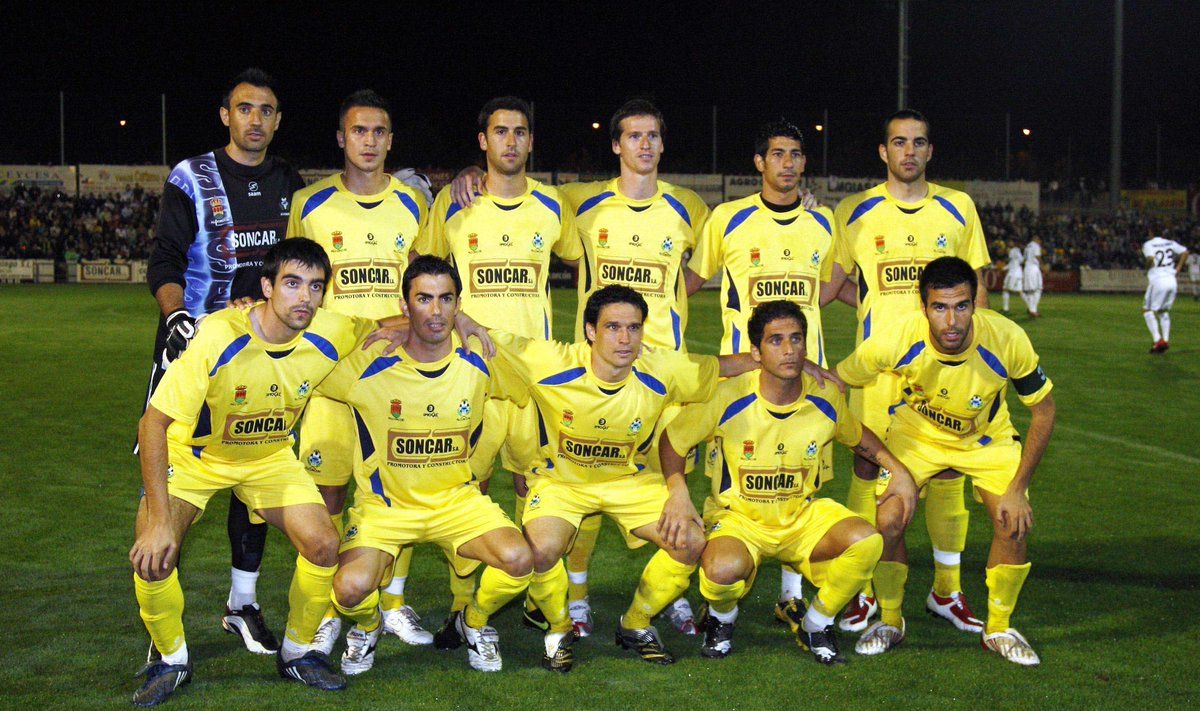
(1, 285, 1198, 708)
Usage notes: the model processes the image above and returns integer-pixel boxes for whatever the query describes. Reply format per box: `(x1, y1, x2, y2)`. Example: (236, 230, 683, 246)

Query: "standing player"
(321, 257, 535, 674)
(690, 118, 851, 626)
(1001, 241, 1024, 314)
(129, 239, 376, 705)
(1021, 234, 1044, 317)
(287, 90, 432, 649)
(833, 109, 991, 634)
(1141, 233, 1189, 352)
(837, 257, 1055, 666)
(663, 301, 915, 663)
(417, 97, 581, 636)
(143, 67, 305, 656)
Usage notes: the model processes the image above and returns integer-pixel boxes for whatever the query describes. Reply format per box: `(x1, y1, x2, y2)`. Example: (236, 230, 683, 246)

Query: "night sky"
(3, 1, 1197, 185)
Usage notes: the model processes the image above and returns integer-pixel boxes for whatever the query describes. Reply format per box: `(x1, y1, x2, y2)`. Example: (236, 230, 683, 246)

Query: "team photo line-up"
(130, 65, 1081, 706)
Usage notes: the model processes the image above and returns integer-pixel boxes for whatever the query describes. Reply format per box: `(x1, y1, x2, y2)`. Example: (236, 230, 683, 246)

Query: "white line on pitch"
(1055, 422, 1200, 465)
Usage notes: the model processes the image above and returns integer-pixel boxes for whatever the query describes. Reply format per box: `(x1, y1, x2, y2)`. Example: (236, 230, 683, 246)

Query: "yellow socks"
(449, 563, 477, 612)
(623, 550, 696, 629)
(925, 477, 969, 594)
(134, 569, 187, 660)
(285, 554, 338, 645)
(845, 474, 878, 597)
(985, 563, 1031, 634)
(332, 588, 381, 632)
(873, 560, 908, 628)
(528, 560, 571, 633)
(812, 534, 883, 619)
(380, 546, 413, 611)
(698, 568, 745, 615)
(567, 514, 602, 602)
(465, 567, 532, 628)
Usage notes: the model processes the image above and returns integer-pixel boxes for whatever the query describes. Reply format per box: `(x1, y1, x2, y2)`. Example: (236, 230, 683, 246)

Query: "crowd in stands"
(0, 185, 158, 261)
(1, 184, 1196, 270)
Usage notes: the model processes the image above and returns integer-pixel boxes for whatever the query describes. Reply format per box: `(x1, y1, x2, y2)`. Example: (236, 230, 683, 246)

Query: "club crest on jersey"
(528, 493, 541, 510)
(879, 468, 892, 482)
(395, 233, 407, 252)
(937, 234, 948, 250)
(297, 380, 311, 397)
(307, 450, 322, 469)
(628, 417, 643, 436)
(331, 231, 345, 251)
(562, 409, 574, 428)
(810, 250, 821, 267)
(166, 464, 174, 480)
(457, 399, 472, 419)
(750, 247, 761, 266)
(390, 399, 403, 420)
(343, 525, 358, 541)
(210, 197, 226, 217)
(280, 196, 289, 211)
(969, 395, 983, 410)
(806, 441, 818, 458)
(875, 235, 886, 253)
(743, 439, 755, 460)
(660, 236, 673, 255)
(598, 228, 610, 248)
(532, 233, 544, 251)
(233, 384, 247, 405)
(468, 233, 480, 253)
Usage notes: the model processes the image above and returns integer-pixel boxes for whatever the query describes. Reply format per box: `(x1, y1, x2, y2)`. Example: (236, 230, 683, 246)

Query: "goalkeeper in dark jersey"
(141, 67, 304, 657)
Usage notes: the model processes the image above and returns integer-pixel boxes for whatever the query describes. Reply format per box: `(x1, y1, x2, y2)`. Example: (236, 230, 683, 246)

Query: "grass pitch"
(1, 285, 1197, 709)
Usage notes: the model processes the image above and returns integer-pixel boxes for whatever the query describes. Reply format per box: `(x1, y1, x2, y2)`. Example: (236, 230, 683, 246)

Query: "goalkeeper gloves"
(161, 309, 197, 366)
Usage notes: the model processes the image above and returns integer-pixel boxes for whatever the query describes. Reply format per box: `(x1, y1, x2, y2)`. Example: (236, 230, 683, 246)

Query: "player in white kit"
(1002, 242, 1024, 313)
(1188, 245, 1200, 300)
(1141, 235, 1189, 353)
(1021, 236, 1043, 317)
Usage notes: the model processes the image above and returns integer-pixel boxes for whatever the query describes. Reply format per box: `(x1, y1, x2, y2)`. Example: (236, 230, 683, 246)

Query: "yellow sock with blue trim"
(925, 477, 968, 595)
(567, 514, 602, 602)
(528, 560, 571, 633)
(466, 567, 532, 628)
(623, 550, 696, 629)
(872, 561, 908, 628)
(134, 569, 187, 660)
(380, 546, 412, 611)
(285, 554, 337, 645)
(985, 563, 1031, 634)
(332, 588, 381, 632)
(698, 568, 745, 615)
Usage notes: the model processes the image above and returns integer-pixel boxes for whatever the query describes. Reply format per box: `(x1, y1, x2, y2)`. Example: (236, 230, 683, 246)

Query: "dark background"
(2, 1, 1196, 184)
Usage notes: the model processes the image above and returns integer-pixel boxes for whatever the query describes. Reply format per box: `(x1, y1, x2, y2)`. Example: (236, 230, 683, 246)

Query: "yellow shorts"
(340, 485, 519, 576)
(164, 441, 324, 524)
(299, 394, 357, 487)
(704, 497, 858, 587)
(469, 399, 540, 482)
(850, 370, 903, 438)
(879, 423, 1024, 500)
(522, 474, 668, 550)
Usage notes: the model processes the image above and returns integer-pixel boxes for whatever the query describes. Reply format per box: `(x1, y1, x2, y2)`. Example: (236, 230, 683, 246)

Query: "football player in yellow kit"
(837, 257, 1054, 666)
(833, 110, 992, 633)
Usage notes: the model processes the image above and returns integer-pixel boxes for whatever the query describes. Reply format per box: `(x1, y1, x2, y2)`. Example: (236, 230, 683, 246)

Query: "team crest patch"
(233, 384, 247, 405)
(297, 380, 311, 397)
(628, 417, 643, 435)
(390, 399, 403, 420)
(210, 197, 226, 217)
(528, 494, 541, 510)
(660, 236, 673, 255)
(707, 447, 719, 465)
(562, 410, 574, 428)
(166, 464, 174, 480)
(457, 399, 472, 419)
(743, 439, 755, 460)
(468, 233, 480, 253)
(750, 247, 761, 266)
(875, 235, 886, 253)
(969, 395, 983, 410)
(343, 525, 358, 541)
(709, 521, 722, 533)
(395, 233, 407, 251)
(598, 228, 610, 248)
(331, 231, 345, 251)
(810, 250, 821, 267)
(308, 450, 323, 469)
(937, 234, 948, 250)
(806, 441, 818, 457)
(532, 233, 544, 251)
(879, 468, 892, 482)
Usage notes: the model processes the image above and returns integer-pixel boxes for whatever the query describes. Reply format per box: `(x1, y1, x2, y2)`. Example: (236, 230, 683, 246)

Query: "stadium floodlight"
(119, 119, 127, 127)
(815, 124, 824, 132)
(1022, 128, 1032, 137)
(591, 122, 600, 130)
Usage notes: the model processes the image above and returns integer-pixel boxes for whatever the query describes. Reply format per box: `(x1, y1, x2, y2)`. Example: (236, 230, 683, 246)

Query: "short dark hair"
(477, 96, 533, 133)
(609, 98, 665, 142)
(919, 256, 977, 304)
(754, 119, 805, 158)
(339, 89, 391, 129)
(222, 68, 279, 110)
(402, 255, 462, 299)
(261, 237, 331, 283)
(583, 285, 648, 343)
(883, 108, 930, 144)
(747, 300, 807, 348)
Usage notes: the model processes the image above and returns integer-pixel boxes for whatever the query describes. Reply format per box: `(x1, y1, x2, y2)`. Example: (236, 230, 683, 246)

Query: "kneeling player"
(321, 257, 534, 673)
(661, 301, 917, 663)
(837, 257, 1055, 666)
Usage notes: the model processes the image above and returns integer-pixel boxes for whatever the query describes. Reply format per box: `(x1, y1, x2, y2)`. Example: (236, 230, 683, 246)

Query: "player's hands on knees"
(802, 360, 846, 393)
(997, 487, 1033, 541)
(657, 490, 703, 552)
(454, 311, 495, 359)
(160, 309, 197, 367)
(130, 524, 178, 581)
(451, 166, 486, 208)
(877, 467, 919, 528)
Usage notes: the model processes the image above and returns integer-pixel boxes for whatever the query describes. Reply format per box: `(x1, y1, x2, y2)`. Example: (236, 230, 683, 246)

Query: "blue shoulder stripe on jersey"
(530, 189, 561, 219)
(456, 347, 490, 376)
(895, 341, 926, 369)
(806, 395, 838, 423)
(576, 191, 615, 216)
(632, 367, 667, 395)
(863, 310, 872, 340)
(932, 195, 967, 226)
(394, 190, 421, 224)
(978, 435, 993, 446)
(538, 367, 586, 386)
(887, 399, 907, 415)
(301, 186, 338, 220)
(469, 420, 484, 448)
(193, 401, 212, 439)
(720, 392, 757, 426)
(847, 196, 886, 225)
(208, 334, 252, 376)
(369, 468, 391, 506)
(543, 311, 550, 341)
(731, 324, 741, 354)
(359, 355, 401, 380)
(191, 445, 204, 459)
(806, 209, 833, 235)
(719, 458, 732, 493)
(303, 332, 339, 362)
(671, 308, 682, 350)
(661, 193, 691, 226)
(353, 407, 375, 460)
(446, 201, 463, 223)
(724, 205, 758, 236)
(976, 344, 1008, 378)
